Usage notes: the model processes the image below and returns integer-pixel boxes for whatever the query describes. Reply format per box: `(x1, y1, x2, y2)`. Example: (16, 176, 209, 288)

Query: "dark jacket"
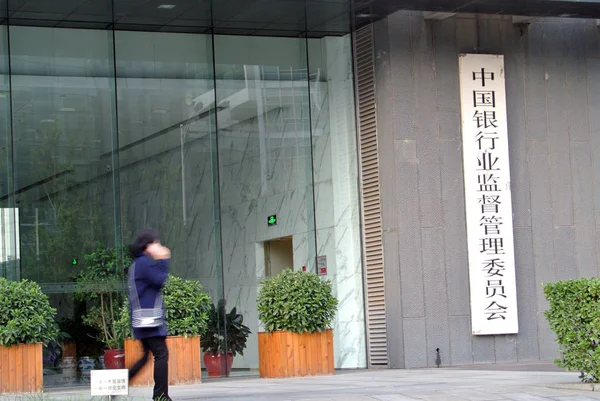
(129, 254, 170, 339)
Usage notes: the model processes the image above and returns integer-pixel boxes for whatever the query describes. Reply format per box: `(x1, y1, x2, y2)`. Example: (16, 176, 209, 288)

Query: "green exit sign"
(267, 215, 277, 226)
(72, 258, 78, 266)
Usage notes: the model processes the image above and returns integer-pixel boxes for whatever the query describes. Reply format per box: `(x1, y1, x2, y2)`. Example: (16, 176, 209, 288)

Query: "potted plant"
(74, 243, 131, 369)
(201, 299, 251, 377)
(257, 269, 338, 378)
(0, 277, 58, 393)
(122, 275, 212, 386)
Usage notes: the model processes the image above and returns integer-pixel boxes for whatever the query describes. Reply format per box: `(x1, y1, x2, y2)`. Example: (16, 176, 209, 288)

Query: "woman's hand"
(146, 243, 171, 260)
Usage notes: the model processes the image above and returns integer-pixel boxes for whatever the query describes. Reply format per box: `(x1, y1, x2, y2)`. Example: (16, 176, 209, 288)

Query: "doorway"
(264, 236, 293, 277)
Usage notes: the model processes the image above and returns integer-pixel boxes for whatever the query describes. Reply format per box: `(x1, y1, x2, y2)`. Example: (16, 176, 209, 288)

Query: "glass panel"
(9, 26, 121, 386)
(214, 35, 316, 376)
(308, 34, 367, 369)
(114, 31, 223, 378)
(0, 22, 19, 281)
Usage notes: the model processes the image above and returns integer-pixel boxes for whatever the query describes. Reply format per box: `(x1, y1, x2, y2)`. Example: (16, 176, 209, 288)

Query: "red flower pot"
(104, 349, 125, 369)
(203, 351, 233, 377)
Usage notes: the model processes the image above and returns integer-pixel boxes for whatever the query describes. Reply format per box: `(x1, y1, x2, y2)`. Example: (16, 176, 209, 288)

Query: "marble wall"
(312, 37, 366, 369)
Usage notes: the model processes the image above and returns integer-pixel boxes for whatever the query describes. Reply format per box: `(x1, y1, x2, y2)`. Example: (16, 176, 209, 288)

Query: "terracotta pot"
(203, 351, 233, 377)
(104, 349, 125, 369)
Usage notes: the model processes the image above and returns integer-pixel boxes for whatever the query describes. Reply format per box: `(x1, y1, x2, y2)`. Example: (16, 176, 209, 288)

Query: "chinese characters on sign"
(458, 54, 518, 335)
(90, 369, 129, 396)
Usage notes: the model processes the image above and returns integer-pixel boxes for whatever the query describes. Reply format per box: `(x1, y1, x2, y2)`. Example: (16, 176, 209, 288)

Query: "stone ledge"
(549, 383, 600, 391)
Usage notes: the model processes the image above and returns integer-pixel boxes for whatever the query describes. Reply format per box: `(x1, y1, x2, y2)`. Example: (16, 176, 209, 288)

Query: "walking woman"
(127, 230, 172, 401)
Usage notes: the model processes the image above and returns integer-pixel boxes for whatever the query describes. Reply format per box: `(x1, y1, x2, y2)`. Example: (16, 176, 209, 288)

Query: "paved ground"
(2, 363, 600, 401)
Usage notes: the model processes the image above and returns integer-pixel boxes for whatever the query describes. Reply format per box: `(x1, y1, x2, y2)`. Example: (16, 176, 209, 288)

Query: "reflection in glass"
(214, 35, 317, 373)
(9, 26, 121, 386)
(115, 31, 224, 377)
(0, 25, 19, 281)
(309, 35, 367, 369)
(0, 22, 366, 386)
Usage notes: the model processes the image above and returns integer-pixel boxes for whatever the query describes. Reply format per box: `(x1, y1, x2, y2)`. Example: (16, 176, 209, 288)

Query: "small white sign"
(90, 369, 129, 396)
(458, 53, 519, 336)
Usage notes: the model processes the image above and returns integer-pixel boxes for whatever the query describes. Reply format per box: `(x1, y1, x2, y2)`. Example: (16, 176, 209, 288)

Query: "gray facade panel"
(570, 142, 597, 278)
(524, 61, 548, 141)
(455, 16, 478, 53)
(494, 335, 518, 363)
(374, 17, 404, 369)
(376, 12, 600, 368)
(513, 227, 540, 361)
(415, 52, 443, 229)
(554, 226, 577, 282)
(524, 23, 545, 60)
(438, 112, 461, 141)
(584, 24, 600, 58)
(542, 23, 567, 58)
(410, 13, 432, 55)
(402, 318, 428, 368)
(527, 141, 558, 361)
(565, 60, 590, 142)
(422, 228, 451, 368)
(571, 141, 595, 226)
(588, 59, 600, 226)
(433, 19, 459, 116)
(499, 19, 523, 56)
(505, 55, 531, 228)
(575, 225, 598, 278)
(449, 316, 473, 366)
(384, 229, 404, 368)
(472, 336, 496, 364)
(394, 140, 426, 319)
(546, 58, 575, 227)
(564, 23, 587, 60)
(440, 143, 470, 317)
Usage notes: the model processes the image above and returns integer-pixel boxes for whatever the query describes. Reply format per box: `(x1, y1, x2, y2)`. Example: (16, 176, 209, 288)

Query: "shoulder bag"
(128, 262, 164, 328)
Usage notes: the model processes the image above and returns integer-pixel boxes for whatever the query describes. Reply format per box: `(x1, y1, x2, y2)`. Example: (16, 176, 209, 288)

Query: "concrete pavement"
(2, 364, 599, 401)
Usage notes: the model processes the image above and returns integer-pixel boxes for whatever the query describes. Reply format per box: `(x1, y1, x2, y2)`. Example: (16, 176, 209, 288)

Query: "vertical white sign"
(458, 54, 518, 335)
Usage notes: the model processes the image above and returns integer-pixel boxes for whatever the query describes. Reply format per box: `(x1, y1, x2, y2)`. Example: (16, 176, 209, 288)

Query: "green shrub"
(163, 276, 212, 337)
(544, 278, 600, 382)
(115, 299, 133, 342)
(257, 269, 338, 334)
(74, 243, 131, 350)
(0, 277, 58, 346)
(120, 275, 212, 339)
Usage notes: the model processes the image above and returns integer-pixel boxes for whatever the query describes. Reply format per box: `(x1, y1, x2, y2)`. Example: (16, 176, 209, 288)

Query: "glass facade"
(0, 17, 365, 386)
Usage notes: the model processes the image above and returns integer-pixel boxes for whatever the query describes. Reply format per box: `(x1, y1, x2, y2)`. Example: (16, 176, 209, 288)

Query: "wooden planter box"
(0, 343, 43, 393)
(124, 336, 201, 386)
(258, 330, 334, 378)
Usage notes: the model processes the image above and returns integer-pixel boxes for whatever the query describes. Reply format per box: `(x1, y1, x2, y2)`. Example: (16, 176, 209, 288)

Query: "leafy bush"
(115, 300, 133, 342)
(74, 243, 131, 350)
(120, 275, 212, 339)
(0, 277, 58, 346)
(163, 276, 212, 337)
(544, 278, 600, 382)
(201, 299, 251, 356)
(257, 269, 338, 334)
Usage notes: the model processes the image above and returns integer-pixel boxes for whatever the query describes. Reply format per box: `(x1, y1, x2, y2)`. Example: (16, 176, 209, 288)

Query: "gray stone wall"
(373, 11, 600, 368)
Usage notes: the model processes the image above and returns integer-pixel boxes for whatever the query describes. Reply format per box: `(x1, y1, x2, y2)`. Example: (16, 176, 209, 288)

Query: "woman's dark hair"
(129, 229, 159, 258)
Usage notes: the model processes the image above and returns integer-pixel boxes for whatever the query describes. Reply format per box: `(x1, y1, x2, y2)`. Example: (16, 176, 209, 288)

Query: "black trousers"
(129, 336, 171, 401)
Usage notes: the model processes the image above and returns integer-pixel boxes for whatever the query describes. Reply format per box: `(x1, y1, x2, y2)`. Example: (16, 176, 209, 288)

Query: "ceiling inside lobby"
(1, 0, 600, 38)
